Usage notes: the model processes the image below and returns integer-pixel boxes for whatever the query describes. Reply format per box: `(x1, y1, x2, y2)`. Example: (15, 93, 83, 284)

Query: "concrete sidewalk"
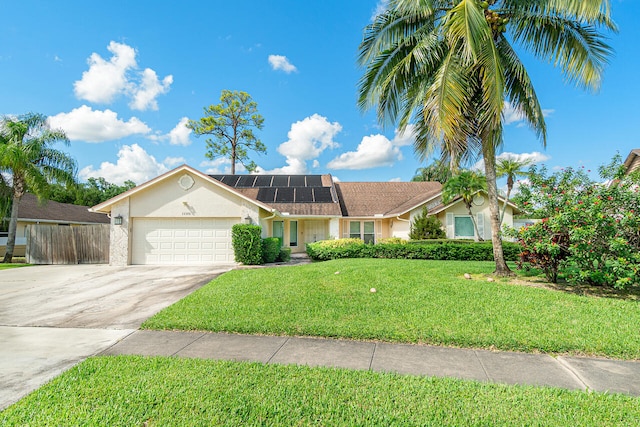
(101, 330, 640, 396)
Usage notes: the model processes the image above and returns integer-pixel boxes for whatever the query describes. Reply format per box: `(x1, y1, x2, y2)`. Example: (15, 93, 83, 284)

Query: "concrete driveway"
(0, 264, 233, 410)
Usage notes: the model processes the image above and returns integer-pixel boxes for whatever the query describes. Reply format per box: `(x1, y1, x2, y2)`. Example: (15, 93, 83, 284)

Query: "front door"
(303, 220, 326, 244)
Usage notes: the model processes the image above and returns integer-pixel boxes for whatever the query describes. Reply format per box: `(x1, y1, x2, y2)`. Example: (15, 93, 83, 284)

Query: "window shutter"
(476, 213, 484, 240)
(446, 213, 454, 239)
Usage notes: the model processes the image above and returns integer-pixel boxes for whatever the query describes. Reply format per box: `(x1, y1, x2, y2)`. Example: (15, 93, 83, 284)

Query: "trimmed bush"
(377, 237, 408, 245)
(231, 224, 263, 265)
(277, 247, 292, 262)
(409, 206, 446, 239)
(261, 237, 281, 263)
(306, 238, 520, 262)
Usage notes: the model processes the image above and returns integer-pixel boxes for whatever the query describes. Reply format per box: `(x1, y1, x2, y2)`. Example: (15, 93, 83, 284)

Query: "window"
(363, 221, 375, 244)
(349, 221, 375, 244)
(454, 216, 475, 238)
(289, 221, 298, 247)
(349, 221, 360, 239)
(273, 221, 284, 245)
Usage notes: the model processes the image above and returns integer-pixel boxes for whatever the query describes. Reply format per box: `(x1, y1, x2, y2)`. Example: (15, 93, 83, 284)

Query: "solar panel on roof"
(210, 175, 224, 182)
(295, 187, 314, 202)
(289, 176, 305, 187)
(237, 175, 256, 187)
(313, 187, 333, 202)
(272, 175, 289, 187)
(306, 176, 323, 187)
(257, 187, 276, 203)
(221, 176, 240, 187)
(254, 175, 273, 187)
(275, 187, 295, 202)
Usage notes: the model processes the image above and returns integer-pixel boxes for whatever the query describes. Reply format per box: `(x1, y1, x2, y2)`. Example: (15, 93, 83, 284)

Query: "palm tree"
(358, 0, 615, 275)
(442, 170, 487, 241)
(496, 157, 530, 226)
(411, 158, 453, 183)
(0, 113, 76, 263)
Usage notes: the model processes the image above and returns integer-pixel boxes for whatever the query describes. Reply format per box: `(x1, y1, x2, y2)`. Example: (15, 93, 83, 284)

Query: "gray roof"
(17, 194, 109, 224)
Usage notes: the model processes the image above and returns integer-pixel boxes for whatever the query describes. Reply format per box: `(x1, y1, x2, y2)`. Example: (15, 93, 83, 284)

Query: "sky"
(1, 0, 638, 186)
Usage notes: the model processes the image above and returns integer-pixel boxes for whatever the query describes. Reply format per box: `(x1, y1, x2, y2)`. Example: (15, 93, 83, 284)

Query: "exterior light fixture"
(244, 215, 252, 224)
(114, 214, 123, 226)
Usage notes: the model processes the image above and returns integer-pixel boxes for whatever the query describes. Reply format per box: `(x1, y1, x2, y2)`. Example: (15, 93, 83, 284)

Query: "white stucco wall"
(109, 198, 130, 266)
(129, 173, 247, 219)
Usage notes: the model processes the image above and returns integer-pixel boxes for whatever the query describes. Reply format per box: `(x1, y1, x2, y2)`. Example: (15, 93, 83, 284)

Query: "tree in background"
(411, 159, 452, 183)
(0, 113, 76, 263)
(409, 205, 446, 240)
(49, 177, 136, 207)
(442, 171, 487, 241)
(358, 0, 615, 275)
(188, 90, 266, 174)
(496, 157, 531, 226)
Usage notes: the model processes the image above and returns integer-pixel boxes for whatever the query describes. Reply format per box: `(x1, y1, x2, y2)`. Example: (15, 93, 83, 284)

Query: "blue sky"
(1, 1, 638, 185)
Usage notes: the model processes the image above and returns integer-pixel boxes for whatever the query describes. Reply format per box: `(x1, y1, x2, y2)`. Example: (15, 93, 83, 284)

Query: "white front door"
(303, 220, 326, 244)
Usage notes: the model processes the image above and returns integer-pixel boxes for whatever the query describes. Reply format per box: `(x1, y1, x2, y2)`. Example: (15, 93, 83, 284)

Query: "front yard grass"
(143, 259, 640, 360)
(0, 263, 29, 270)
(2, 356, 639, 426)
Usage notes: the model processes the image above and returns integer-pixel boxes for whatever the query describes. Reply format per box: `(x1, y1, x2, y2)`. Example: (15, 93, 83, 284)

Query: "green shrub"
(231, 224, 263, 265)
(377, 237, 408, 244)
(409, 206, 446, 239)
(261, 237, 281, 263)
(277, 247, 292, 262)
(306, 239, 520, 262)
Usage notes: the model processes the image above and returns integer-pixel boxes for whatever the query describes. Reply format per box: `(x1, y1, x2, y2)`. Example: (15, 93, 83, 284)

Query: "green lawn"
(143, 259, 640, 359)
(2, 356, 638, 426)
(0, 263, 29, 270)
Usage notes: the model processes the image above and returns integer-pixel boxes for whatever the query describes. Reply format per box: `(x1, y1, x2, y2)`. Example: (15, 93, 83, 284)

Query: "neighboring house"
(91, 165, 521, 266)
(624, 149, 640, 176)
(1, 193, 110, 257)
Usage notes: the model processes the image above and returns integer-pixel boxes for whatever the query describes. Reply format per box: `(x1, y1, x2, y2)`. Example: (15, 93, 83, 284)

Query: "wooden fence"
(25, 224, 110, 264)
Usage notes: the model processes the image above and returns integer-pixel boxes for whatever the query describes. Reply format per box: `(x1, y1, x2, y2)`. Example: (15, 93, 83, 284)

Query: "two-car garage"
(131, 218, 239, 265)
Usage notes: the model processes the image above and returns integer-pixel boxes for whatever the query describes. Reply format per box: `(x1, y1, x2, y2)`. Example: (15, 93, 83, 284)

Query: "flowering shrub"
(509, 156, 640, 289)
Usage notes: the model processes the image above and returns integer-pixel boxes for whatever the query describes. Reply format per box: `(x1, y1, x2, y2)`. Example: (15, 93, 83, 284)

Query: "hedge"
(231, 224, 263, 265)
(306, 239, 520, 262)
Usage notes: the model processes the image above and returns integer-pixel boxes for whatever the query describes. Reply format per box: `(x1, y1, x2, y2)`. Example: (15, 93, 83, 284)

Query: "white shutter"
(476, 213, 485, 240)
(446, 213, 454, 239)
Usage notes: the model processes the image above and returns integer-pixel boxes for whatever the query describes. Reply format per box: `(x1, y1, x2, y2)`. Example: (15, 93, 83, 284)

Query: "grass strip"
(143, 259, 640, 359)
(2, 356, 639, 426)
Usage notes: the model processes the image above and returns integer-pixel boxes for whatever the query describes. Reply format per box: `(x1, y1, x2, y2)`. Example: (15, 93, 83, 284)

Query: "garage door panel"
(132, 218, 239, 265)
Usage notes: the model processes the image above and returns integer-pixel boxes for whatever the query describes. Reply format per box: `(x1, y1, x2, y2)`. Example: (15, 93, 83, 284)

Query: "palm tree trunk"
(499, 187, 511, 226)
(2, 194, 21, 263)
(482, 144, 512, 276)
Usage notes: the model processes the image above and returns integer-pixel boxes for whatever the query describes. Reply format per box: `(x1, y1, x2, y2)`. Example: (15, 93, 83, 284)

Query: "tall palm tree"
(358, 0, 615, 275)
(0, 113, 76, 263)
(442, 170, 487, 241)
(496, 157, 530, 225)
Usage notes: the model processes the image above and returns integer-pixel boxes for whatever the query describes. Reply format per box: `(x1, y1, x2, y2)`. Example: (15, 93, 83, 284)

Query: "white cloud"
(389, 177, 402, 182)
(259, 114, 341, 174)
(327, 134, 401, 170)
(48, 105, 151, 142)
(74, 41, 137, 104)
(371, 0, 388, 20)
(503, 101, 555, 127)
(268, 55, 297, 73)
(473, 151, 550, 171)
(79, 144, 168, 184)
(129, 68, 173, 111)
(164, 156, 186, 167)
(168, 117, 192, 146)
(74, 41, 172, 110)
(325, 126, 410, 171)
(199, 158, 247, 175)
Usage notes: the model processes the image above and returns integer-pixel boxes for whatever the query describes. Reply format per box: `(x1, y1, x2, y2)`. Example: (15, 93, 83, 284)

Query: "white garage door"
(132, 218, 239, 265)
